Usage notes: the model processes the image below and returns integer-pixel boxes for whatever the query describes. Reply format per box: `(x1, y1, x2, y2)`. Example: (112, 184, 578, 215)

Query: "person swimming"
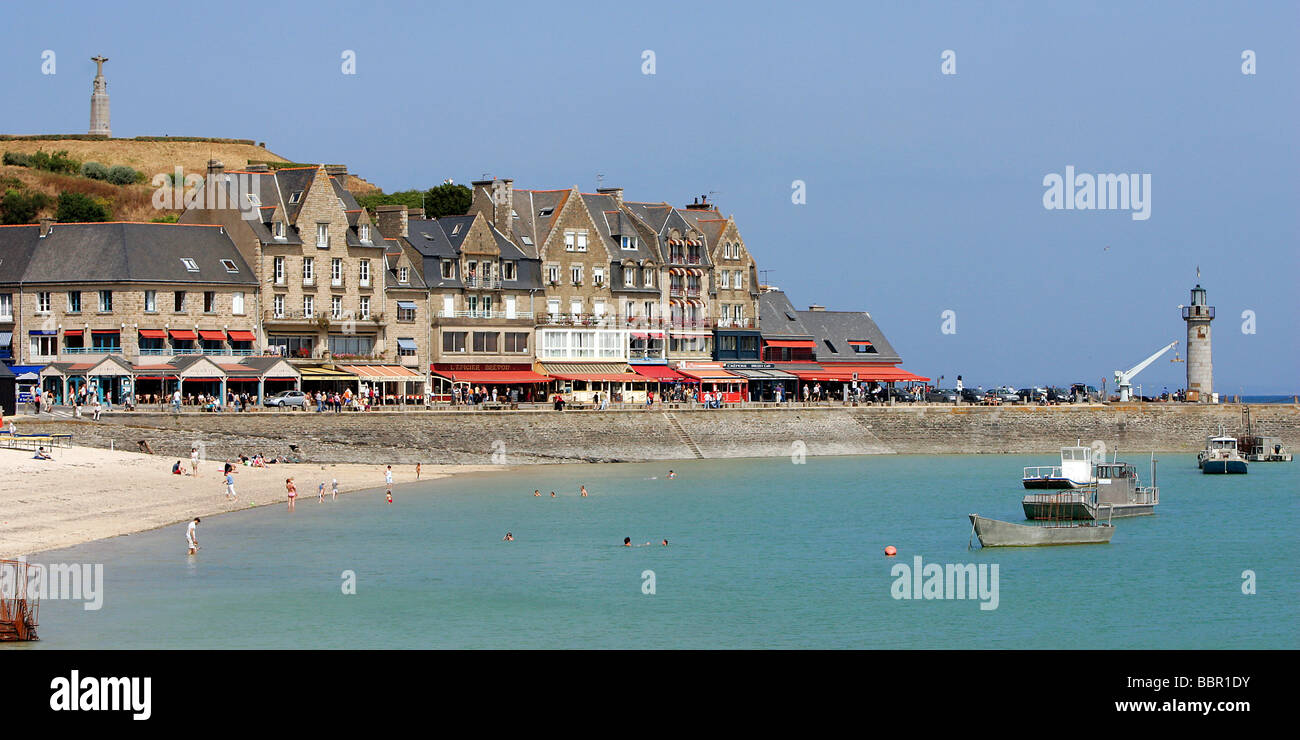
(503, 532, 514, 541)
(624, 537, 632, 547)
(662, 539, 669, 546)
(667, 470, 676, 479)
(534, 489, 541, 497)
(550, 491, 556, 498)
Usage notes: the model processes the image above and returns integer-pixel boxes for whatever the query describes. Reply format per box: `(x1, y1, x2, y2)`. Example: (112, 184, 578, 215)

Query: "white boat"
(1023, 453, 1160, 520)
(1198, 430, 1248, 474)
(1022, 444, 1094, 489)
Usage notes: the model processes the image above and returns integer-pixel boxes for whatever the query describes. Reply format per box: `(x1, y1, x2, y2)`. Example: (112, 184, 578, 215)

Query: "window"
(246, 193, 261, 207)
(505, 332, 528, 353)
(624, 268, 635, 287)
(144, 290, 157, 313)
(328, 334, 374, 356)
(441, 260, 454, 279)
(221, 259, 239, 273)
(473, 331, 498, 353)
(268, 335, 313, 358)
(734, 270, 743, 289)
(232, 291, 245, 315)
(570, 299, 582, 316)
(359, 260, 370, 286)
(316, 223, 329, 248)
(720, 271, 730, 289)
(576, 232, 587, 251)
(451, 223, 462, 236)
(202, 291, 215, 313)
(303, 295, 315, 318)
(31, 335, 57, 357)
(466, 295, 478, 317)
(442, 331, 467, 353)
(546, 298, 560, 317)
(644, 301, 654, 318)
(621, 235, 637, 250)
(502, 261, 516, 280)
(593, 267, 605, 286)
(331, 296, 343, 319)
(397, 303, 416, 322)
(547, 264, 560, 284)
(331, 258, 343, 286)
(564, 230, 587, 252)
(303, 257, 314, 283)
(273, 256, 285, 284)
(67, 291, 82, 313)
(398, 338, 417, 357)
(37, 292, 52, 313)
(180, 257, 199, 272)
(442, 295, 454, 317)
(564, 232, 574, 251)
(359, 224, 371, 244)
(570, 265, 582, 285)
(398, 267, 409, 284)
(538, 207, 554, 217)
(0, 293, 11, 320)
(359, 296, 370, 319)
(99, 290, 113, 312)
(273, 295, 285, 318)
(274, 221, 286, 239)
(289, 191, 303, 205)
(644, 270, 654, 288)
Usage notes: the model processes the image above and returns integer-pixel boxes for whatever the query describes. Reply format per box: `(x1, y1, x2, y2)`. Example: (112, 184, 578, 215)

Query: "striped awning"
(540, 362, 632, 376)
(298, 365, 358, 379)
(677, 367, 745, 382)
(339, 364, 423, 381)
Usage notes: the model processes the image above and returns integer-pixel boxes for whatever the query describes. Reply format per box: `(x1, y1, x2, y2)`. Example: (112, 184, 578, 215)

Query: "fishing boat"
(1022, 443, 1094, 489)
(1023, 453, 1160, 520)
(969, 509, 1115, 547)
(1198, 428, 1248, 474)
(1236, 406, 1292, 462)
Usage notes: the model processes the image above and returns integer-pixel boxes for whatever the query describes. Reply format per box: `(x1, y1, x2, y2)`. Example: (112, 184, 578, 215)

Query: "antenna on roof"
(595, 172, 605, 190)
(481, 172, 493, 181)
(760, 269, 774, 284)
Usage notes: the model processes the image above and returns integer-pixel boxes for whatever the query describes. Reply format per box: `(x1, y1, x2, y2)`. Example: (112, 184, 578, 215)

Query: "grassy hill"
(0, 137, 376, 223)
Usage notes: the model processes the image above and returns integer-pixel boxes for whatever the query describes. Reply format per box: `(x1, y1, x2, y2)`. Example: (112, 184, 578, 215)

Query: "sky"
(2, 1, 1296, 393)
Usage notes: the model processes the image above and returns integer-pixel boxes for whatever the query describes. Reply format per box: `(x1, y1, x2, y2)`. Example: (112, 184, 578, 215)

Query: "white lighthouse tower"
(1182, 281, 1214, 402)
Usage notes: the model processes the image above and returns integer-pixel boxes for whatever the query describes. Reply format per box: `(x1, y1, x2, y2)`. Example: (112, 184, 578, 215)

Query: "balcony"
(303, 277, 315, 286)
(1182, 305, 1215, 319)
(330, 277, 346, 289)
(716, 317, 751, 328)
(438, 310, 534, 320)
(463, 276, 502, 290)
(139, 347, 255, 357)
(64, 347, 122, 355)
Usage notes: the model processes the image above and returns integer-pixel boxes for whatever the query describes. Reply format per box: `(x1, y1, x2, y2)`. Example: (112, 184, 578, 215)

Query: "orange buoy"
(884, 545, 897, 557)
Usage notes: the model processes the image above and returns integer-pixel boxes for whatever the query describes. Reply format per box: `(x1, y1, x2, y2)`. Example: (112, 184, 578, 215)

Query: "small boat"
(1198, 429, 1248, 474)
(1236, 407, 1292, 462)
(1023, 452, 1160, 520)
(969, 511, 1115, 547)
(1022, 443, 1094, 489)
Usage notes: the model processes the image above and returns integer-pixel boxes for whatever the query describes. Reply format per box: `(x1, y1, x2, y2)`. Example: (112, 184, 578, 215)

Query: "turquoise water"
(14, 454, 1299, 649)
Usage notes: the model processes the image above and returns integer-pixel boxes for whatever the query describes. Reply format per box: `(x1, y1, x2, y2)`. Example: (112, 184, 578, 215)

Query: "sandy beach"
(0, 444, 502, 557)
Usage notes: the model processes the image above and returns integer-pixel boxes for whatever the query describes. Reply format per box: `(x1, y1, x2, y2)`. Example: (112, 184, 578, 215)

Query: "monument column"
(89, 56, 111, 137)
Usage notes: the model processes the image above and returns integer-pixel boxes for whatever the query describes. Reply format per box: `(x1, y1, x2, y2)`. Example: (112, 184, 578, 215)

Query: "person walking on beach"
(331, 477, 339, 501)
(416, 462, 422, 480)
(286, 478, 297, 511)
(318, 481, 326, 503)
(385, 465, 394, 503)
(190, 446, 200, 477)
(186, 518, 200, 555)
(224, 471, 238, 502)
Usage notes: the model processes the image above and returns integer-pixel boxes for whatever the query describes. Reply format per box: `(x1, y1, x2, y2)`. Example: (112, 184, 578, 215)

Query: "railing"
(628, 349, 666, 360)
(438, 310, 534, 320)
(669, 287, 683, 297)
(716, 318, 751, 328)
(64, 347, 121, 355)
(303, 277, 315, 286)
(1182, 305, 1215, 319)
(1023, 466, 1064, 480)
(464, 276, 502, 289)
(331, 277, 345, 288)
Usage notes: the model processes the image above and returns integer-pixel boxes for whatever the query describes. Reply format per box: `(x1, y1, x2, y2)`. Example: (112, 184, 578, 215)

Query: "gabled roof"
(758, 290, 814, 339)
(0, 225, 41, 283)
(13, 223, 257, 285)
(796, 308, 902, 364)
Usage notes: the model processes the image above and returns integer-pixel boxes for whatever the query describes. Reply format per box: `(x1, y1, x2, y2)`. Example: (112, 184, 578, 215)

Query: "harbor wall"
(13, 403, 1300, 465)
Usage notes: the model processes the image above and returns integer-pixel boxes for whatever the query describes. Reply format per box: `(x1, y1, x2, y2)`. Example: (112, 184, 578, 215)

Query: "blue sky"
(3, 1, 1296, 392)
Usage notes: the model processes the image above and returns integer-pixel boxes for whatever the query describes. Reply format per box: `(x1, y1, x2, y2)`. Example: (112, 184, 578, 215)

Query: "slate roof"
(758, 290, 814, 339)
(4, 222, 256, 286)
(796, 307, 901, 364)
(0, 225, 41, 283)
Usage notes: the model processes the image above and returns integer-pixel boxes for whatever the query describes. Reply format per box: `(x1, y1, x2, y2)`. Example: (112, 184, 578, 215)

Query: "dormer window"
(441, 261, 454, 279)
(502, 261, 516, 280)
(180, 258, 199, 272)
(521, 236, 534, 247)
(624, 269, 635, 287)
(274, 221, 286, 240)
(621, 235, 638, 250)
(316, 223, 329, 249)
(398, 267, 409, 284)
(538, 207, 554, 217)
(359, 224, 371, 243)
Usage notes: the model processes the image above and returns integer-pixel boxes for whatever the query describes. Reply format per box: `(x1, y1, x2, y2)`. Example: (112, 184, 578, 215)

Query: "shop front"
(338, 364, 426, 405)
(723, 363, 798, 401)
(539, 362, 647, 405)
(675, 364, 748, 404)
(430, 363, 551, 404)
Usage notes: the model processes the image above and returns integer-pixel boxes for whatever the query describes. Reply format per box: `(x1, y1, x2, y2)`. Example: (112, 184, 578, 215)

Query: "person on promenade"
(186, 518, 200, 555)
(92, 395, 102, 421)
(286, 478, 297, 511)
(172, 389, 182, 413)
(331, 478, 339, 501)
(190, 446, 200, 477)
(225, 471, 238, 502)
(105, 390, 113, 411)
(385, 465, 394, 503)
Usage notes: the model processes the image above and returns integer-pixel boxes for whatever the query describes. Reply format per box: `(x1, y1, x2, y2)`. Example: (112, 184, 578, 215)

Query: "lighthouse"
(1182, 282, 1214, 402)
(88, 56, 111, 137)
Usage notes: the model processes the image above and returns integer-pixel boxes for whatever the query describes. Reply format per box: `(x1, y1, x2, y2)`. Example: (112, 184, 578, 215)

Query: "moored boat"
(1198, 431, 1248, 474)
(1022, 444, 1094, 489)
(1023, 453, 1160, 520)
(968, 512, 1115, 547)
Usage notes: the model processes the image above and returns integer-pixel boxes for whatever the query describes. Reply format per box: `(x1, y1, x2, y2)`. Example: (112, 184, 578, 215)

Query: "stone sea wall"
(14, 403, 1299, 466)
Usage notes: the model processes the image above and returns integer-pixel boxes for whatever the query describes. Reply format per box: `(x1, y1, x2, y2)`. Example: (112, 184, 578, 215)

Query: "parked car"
(1070, 383, 1100, 402)
(990, 386, 1020, 404)
(264, 390, 307, 408)
(959, 387, 985, 404)
(1017, 387, 1048, 404)
(882, 386, 917, 403)
(1045, 386, 1073, 404)
(926, 388, 959, 403)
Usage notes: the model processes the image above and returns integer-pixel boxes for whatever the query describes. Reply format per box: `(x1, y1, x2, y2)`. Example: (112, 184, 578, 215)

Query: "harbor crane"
(1114, 341, 1179, 401)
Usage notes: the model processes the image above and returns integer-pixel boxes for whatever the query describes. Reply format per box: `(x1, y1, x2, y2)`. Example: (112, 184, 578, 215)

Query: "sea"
(11, 454, 1298, 649)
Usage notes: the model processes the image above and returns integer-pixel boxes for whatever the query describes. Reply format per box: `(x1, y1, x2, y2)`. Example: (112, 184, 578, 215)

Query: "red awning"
(91, 329, 119, 335)
(677, 367, 745, 382)
(847, 340, 874, 347)
(633, 365, 689, 382)
(64, 329, 83, 337)
(550, 373, 643, 383)
(764, 339, 815, 349)
(138, 329, 166, 339)
(198, 330, 226, 341)
(170, 329, 197, 341)
(228, 330, 256, 342)
(432, 370, 551, 384)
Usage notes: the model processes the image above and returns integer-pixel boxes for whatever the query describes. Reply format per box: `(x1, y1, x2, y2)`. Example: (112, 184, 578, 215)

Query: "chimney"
(472, 177, 514, 229)
(596, 186, 624, 208)
(39, 217, 55, 237)
(207, 159, 224, 176)
(376, 204, 409, 238)
(324, 164, 348, 188)
(245, 163, 270, 173)
(808, 304, 825, 312)
(407, 207, 424, 220)
(685, 194, 712, 211)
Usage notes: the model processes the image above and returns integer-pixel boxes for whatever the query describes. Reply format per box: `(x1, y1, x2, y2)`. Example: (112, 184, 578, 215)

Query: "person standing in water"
(385, 465, 394, 503)
(186, 518, 200, 555)
(580, 485, 588, 497)
(667, 470, 676, 479)
(286, 478, 297, 511)
(503, 532, 514, 541)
